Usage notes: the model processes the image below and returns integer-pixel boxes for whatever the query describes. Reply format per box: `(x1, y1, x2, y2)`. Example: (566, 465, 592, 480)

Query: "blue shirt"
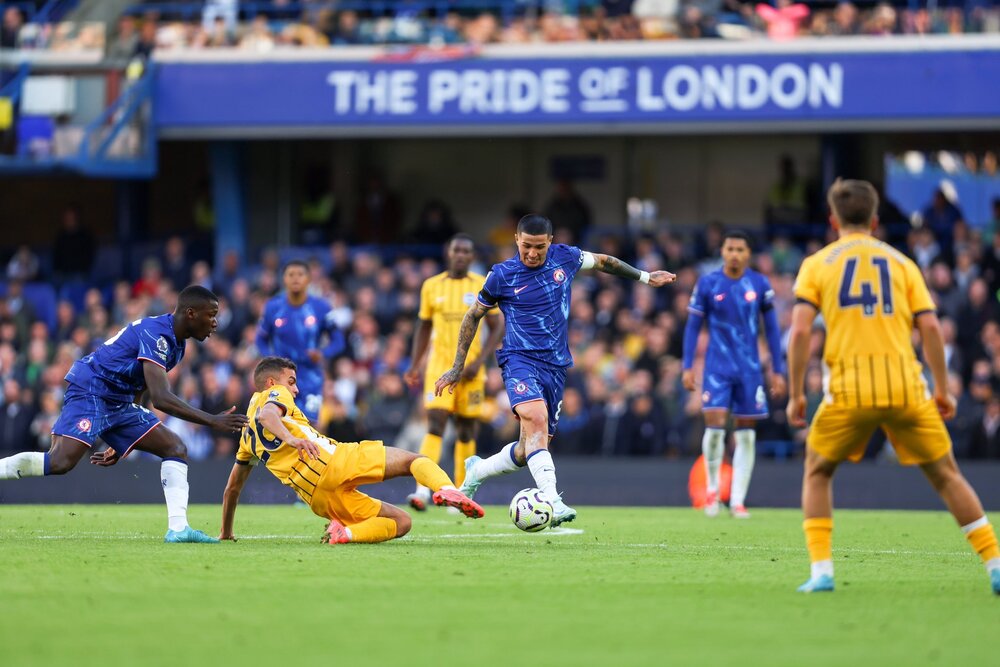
(65, 314, 185, 402)
(478, 244, 583, 368)
(684, 269, 777, 378)
(255, 294, 344, 380)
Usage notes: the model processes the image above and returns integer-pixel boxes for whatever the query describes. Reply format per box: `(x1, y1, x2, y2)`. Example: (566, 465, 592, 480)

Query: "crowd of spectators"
(2, 1, 999, 56)
(2, 181, 1000, 465)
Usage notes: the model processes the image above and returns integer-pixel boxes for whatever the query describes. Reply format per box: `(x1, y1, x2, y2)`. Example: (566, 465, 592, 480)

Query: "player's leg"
(729, 376, 768, 517)
(920, 453, 1000, 593)
(126, 422, 217, 543)
(799, 447, 838, 592)
(323, 492, 412, 544)
(701, 409, 729, 518)
(408, 408, 449, 511)
(384, 446, 483, 518)
(454, 416, 479, 487)
(0, 434, 89, 479)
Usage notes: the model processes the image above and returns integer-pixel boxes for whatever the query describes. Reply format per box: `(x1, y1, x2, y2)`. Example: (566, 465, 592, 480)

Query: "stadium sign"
(154, 40, 1000, 136)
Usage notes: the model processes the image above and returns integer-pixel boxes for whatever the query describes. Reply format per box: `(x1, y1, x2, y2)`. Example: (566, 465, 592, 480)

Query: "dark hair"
(176, 285, 218, 312)
(283, 259, 309, 274)
(253, 356, 297, 389)
(449, 233, 474, 248)
(723, 229, 753, 249)
(517, 214, 553, 237)
(827, 179, 878, 228)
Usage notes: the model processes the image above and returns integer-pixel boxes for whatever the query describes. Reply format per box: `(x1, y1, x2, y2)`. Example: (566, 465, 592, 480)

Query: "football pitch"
(1, 505, 996, 667)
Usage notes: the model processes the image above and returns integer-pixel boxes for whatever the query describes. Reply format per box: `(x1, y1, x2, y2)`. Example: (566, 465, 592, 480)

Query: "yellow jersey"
(794, 233, 936, 409)
(419, 271, 497, 370)
(237, 384, 336, 504)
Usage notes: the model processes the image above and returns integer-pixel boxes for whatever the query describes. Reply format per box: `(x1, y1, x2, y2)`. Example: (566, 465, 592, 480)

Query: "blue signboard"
(155, 50, 1000, 131)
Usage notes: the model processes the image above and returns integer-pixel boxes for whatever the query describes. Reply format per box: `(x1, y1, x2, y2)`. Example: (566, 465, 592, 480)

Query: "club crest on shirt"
(274, 318, 285, 328)
(744, 291, 758, 302)
(463, 292, 476, 306)
(156, 336, 169, 353)
(702, 391, 711, 403)
(756, 386, 767, 408)
(514, 382, 529, 395)
(304, 315, 317, 327)
(714, 294, 725, 302)
(269, 390, 280, 399)
(553, 268, 567, 284)
(77, 418, 92, 433)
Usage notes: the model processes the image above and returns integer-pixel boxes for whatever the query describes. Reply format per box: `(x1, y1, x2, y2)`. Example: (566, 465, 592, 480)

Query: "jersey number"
(838, 257, 893, 316)
(104, 318, 142, 346)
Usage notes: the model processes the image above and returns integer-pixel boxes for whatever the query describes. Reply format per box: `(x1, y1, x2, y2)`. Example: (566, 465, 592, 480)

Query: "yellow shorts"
(807, 399, 952, 465)
(423, 359, 485, 418)
(310, 440, 387, 525)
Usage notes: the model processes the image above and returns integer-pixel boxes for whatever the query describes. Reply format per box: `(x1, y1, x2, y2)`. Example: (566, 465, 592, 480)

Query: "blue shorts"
(51, 388, 161, 454)
(500, 353, 567, 436)
(295, 372, 323, 424)
(701, 372, 768, 419)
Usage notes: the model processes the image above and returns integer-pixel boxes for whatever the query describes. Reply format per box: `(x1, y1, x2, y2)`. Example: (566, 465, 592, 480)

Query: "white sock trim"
(730, 429, 756, 508)
(161, 460, 190, 533)
(0, 452, 46, 479)
(811, 560, 834, 579)
(962, 516, 989, 534)
(702, 428, 725, 493)
(985, 557, 1000, 574)
(526, 450, 558, 502)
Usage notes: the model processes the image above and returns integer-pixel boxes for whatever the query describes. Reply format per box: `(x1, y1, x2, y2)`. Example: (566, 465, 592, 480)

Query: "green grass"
(1, 505, 997, 667)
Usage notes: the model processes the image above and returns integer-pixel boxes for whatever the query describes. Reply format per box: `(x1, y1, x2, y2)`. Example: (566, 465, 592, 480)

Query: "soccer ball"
(509, 488, 553, 532)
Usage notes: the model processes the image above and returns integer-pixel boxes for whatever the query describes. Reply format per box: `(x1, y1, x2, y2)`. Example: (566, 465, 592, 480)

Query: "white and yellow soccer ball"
(509, 488, 553, 532)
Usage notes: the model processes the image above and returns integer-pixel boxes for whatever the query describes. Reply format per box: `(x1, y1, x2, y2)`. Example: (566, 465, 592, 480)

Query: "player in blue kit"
(256, 260, 345, 424)
(435, 215, 675, 526)
(682, 231, 786, 518)
(0, 286, 248, 542)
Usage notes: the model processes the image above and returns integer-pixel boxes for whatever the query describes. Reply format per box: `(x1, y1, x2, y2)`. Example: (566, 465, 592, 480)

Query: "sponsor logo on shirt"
(269, 390, 280, 399)
(514, 286, 529, 295)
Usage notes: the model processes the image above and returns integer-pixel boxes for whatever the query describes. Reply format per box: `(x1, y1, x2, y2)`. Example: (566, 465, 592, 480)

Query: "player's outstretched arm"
(915, 312, 956, 420)
(142, 362, 248, 433)
(257, 403, 321, 460)
(464, 311, 505, 381)
(681, 310, 704, 391)
(435, 302, 489, 395)
(785, 303, 817, 428)
(584, 252, 676, 287)
(220, 462, 252, 541)
(405, 318, 433, 387)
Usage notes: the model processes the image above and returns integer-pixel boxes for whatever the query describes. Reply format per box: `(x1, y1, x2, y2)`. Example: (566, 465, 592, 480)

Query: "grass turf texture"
(1, 505, 996, 667)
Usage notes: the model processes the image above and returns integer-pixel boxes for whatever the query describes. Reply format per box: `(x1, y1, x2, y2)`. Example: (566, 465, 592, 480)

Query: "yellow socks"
(804, 517, 833, 564)
(418, 433, 443, 463)
(962, 518, 1000, 565)
(345, 517, 398, 543)
(454, 440, 476, 487)
(410, 456, 452, 492)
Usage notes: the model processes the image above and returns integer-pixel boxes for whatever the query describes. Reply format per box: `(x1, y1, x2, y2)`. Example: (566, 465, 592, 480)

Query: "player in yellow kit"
(404, 234, 503, 510)
(219, 357, 484, 544)
(787, 179, 1000, 594)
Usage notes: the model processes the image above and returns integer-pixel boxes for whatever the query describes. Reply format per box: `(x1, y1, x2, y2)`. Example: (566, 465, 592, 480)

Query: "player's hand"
(786, 394, 808, 428)
(306, 349, 323, 364)
(934, 390, 956, 421)
(287, 436, 321, 461)
(647, 271, 677, 288)
(434, 367, 462, 396)
(461, 359, 482, 381)
(89, 447, 120, 467)
(211, 406, 249, 433)
(404, 368, 422, 388)
(770, 374, 788, 399)
(681, 369, 697, 392)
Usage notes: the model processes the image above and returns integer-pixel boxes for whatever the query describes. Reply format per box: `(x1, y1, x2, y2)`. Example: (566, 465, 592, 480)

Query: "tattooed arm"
(582, 251, 677, 287)
(434, 302, 491, 396)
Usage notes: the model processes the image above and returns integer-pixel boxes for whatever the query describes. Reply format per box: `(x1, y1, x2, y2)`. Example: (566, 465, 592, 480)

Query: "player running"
(435, 214, 675, 527)
(220, 357, 484, 544)
(403, 234, 504, 511)
(256, 260, 344, 424)
(682, 230, 786, 519)
(787, 179, 1000, 594)
(0, 286, 248, 543)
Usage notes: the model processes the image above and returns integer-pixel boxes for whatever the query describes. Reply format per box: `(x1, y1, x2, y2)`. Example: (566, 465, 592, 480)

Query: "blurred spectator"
(134, 18, 158, 59)
(107, 15, 140, 61)
(0, 379, 35, 451)
(162, 236, 191, 290)
(764, 155, 808, 233)
(756, 0, 810, 40)
(132, 257, 163, 298)
(355, 173, 403, 245)
(409, 199, 458, 245)
(240, 15, 276, 52)
(544, 179, 593, 245)
(921, 188, 964, 247)
(1, 7, 23, 49)
(829, 1, 860, 35)
(52, 206, 95, 284)
(363, 372, 412, 443)
(299, 166, 338, 245)
(29, 389, 60, 451)
(969, 392, 1000, 459)
(6, 246, 39, 282)
(328, 10, 363, 45)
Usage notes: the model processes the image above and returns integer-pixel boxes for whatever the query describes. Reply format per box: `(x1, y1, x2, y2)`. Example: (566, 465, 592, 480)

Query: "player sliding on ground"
(682, 230, 786, 518)
(219, 357, 484, 544)
(435, 214, 676, 527)
(0, 286, 248, 543)
(787, 179, 1000, 594)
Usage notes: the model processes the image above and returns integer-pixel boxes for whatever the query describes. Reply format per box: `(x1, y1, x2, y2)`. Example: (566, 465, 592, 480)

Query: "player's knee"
(47, 453, 76, 475)
(164, 433, 187, 460)
(393, 513, 412, 537)
(456, 419, 477, 442)
(519, 405, 548, 428)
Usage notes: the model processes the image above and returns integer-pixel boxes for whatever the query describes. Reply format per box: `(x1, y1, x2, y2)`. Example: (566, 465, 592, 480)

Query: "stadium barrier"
(4, 457, 1000, 511)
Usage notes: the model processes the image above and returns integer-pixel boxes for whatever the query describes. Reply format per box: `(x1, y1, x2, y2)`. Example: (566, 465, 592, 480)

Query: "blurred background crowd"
(2, 0, 999, 56)
(2, 172, 1000, 464)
